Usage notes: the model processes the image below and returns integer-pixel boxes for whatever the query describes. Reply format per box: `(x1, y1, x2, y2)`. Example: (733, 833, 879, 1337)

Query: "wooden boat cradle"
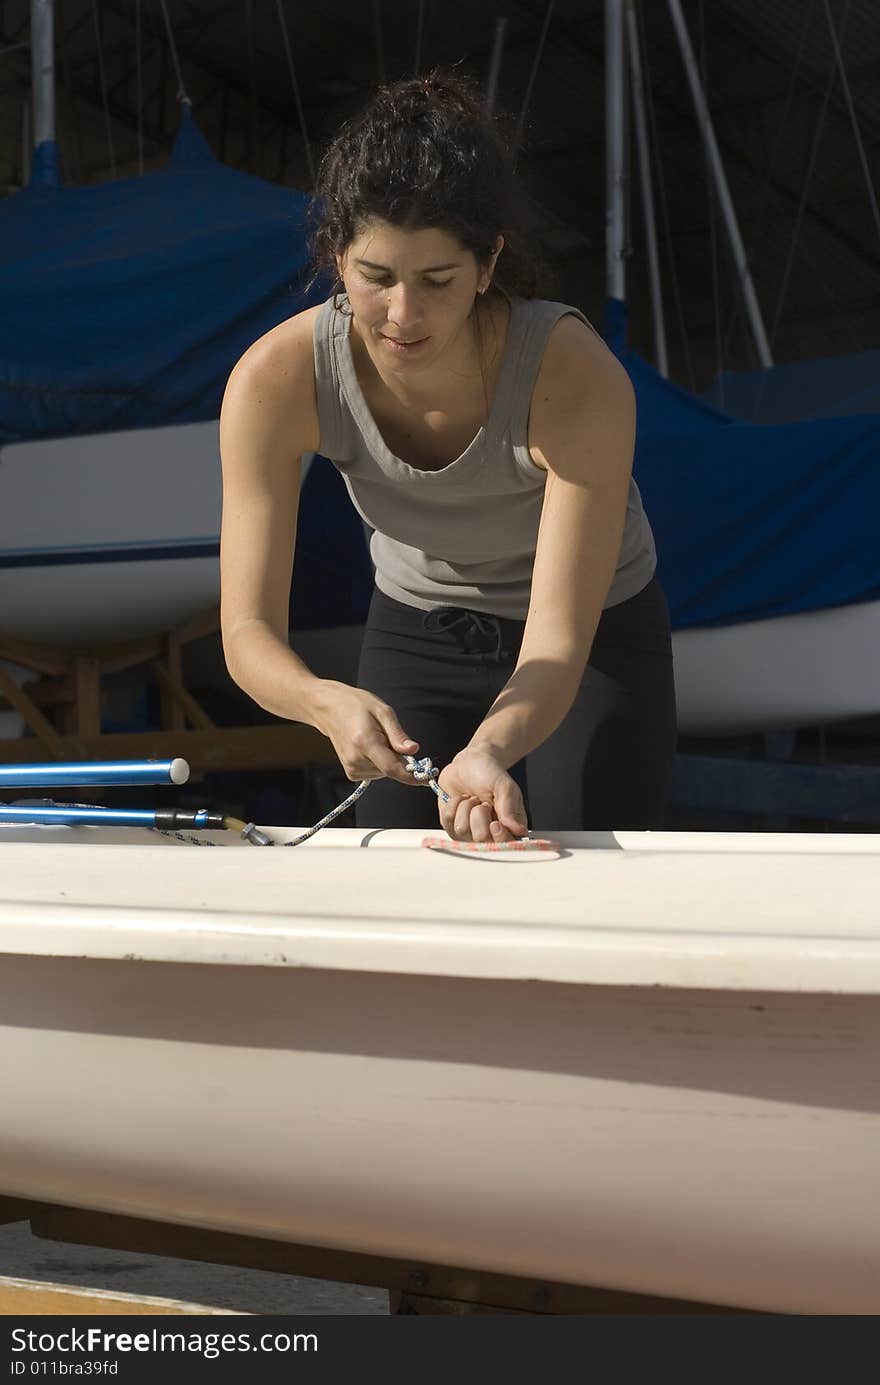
(0, 608, 336, 775)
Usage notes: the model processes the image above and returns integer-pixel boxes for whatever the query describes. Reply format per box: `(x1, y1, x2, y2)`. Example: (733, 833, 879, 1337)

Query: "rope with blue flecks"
(280, 755, 449, 846)
(157, 754, 449, 847)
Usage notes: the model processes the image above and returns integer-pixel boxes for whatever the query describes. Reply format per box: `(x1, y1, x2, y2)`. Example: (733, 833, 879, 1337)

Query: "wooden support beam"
(0, 609, 230, 761)
(22, 1203, 753, 1316)
(0, 664, 66, 757)
(0, 679, 74, 711)
(0, 636, 70, 678)
(151, 659, 216, 731)
(157, 632, 185, 732)
(74, 656, 101, 740)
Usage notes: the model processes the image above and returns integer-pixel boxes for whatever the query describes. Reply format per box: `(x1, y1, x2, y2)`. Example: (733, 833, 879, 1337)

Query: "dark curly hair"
(302, 66, 557, 308)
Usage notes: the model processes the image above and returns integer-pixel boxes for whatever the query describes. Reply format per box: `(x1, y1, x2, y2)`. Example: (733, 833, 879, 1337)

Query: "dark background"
(2, 0, 878, 386)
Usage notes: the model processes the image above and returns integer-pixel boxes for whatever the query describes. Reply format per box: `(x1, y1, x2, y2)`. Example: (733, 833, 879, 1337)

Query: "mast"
(604, 0, 627, 305)
(29, 0, 60, 185)
(30, 0, 55, 150)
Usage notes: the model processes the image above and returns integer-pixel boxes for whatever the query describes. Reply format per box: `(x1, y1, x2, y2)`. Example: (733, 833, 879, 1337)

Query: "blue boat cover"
(632, 406, 880, 629)
(603, 301, 880, 628)
(0, 108, 327, 442)
(702, 350, 880, 424)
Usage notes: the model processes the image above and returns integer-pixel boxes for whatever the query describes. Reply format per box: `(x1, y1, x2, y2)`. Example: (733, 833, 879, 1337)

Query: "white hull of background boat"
(0, 428, 319, 647)
(0, 423, 231, 645)
(672, 597, 880, 735)
(0, 824, 878, 1314)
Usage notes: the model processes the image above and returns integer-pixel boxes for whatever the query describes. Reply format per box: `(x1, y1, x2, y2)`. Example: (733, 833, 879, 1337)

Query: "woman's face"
(335, 220, 503, 372)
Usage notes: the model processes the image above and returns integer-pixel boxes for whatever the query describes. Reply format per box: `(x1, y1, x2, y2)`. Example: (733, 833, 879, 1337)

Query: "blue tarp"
(603, 300, 880, 629)
(290, 455, 374, 630)
(0, 107, 326, 442)
(633, 411, 880, 629)
(702, 350, 880, 424)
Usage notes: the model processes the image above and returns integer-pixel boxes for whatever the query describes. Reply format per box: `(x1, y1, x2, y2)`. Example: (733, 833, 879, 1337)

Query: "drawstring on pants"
(422, 607, 511, 662)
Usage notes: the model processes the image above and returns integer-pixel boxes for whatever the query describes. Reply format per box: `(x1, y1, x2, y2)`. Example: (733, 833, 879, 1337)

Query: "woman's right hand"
(311, 681, 422, 787)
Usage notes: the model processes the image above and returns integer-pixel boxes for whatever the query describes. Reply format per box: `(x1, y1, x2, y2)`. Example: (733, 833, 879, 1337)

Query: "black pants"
(353, 577, 677, 832)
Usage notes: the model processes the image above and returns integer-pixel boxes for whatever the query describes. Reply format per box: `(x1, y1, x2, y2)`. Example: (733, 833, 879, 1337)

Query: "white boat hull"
(673, 597, 880, 735)
(0, 422, 224, 645)
(1, 825, 879, 1314)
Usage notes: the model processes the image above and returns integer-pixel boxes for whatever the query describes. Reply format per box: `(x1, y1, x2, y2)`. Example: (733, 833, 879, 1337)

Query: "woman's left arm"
(470, 317, 636, 766)
(436, 318, 636, 840)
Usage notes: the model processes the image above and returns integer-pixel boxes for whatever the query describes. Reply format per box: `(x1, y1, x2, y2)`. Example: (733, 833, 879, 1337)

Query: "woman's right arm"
(218, 318, 422, 786)
(219, 318, 325, 725)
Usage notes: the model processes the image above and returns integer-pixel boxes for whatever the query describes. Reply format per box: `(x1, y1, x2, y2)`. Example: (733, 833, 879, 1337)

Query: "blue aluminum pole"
(0, 804, 210, 828)
(0, 808, 205, 825)
(0, 758, 190, 790)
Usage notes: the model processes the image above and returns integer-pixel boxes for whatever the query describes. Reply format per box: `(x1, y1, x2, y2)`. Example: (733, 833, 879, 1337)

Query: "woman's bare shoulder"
(540, 308, 626, 379)
(532, 306, 633, 415)
(222, 305, 323, 451)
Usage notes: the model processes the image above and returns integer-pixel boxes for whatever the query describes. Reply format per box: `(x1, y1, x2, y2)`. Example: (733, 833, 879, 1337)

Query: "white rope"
(157, 756, 449, 847)
(281, 754, 447, 846)
(281, 778, 371, 846)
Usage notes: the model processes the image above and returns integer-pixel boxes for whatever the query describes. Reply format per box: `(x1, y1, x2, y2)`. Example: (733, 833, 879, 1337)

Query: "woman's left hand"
(436, 747, 529, 843)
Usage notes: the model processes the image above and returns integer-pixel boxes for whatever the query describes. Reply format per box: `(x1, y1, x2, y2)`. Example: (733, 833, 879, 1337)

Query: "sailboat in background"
(0, 87, 327, 645)
(1, 0, 879, 741)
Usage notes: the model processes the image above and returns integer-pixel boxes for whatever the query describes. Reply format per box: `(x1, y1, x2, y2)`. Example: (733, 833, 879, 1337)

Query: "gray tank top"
(312, 292, 656, 620)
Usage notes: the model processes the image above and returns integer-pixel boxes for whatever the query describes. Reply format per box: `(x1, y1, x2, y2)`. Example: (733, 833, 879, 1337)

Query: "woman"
(219, 70, 676, 843)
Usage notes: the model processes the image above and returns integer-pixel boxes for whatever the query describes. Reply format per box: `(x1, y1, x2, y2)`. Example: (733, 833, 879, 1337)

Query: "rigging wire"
(697, 0, 724, 388)
(134, 0, 143, 174)
(821, 0, 880, 247)
(92, 0, 117, 175)
(719, 0, 816, 388)
(245, 0, 261, 176)
(157, 0, 189, 104)
(768, 0, 854, 355)
(57, 5, 85, 181)
(637, 0, 696, 392)
(626, 0, 668, 376)
(274, 0, 316, 188)
(513, 0, 555, 162)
